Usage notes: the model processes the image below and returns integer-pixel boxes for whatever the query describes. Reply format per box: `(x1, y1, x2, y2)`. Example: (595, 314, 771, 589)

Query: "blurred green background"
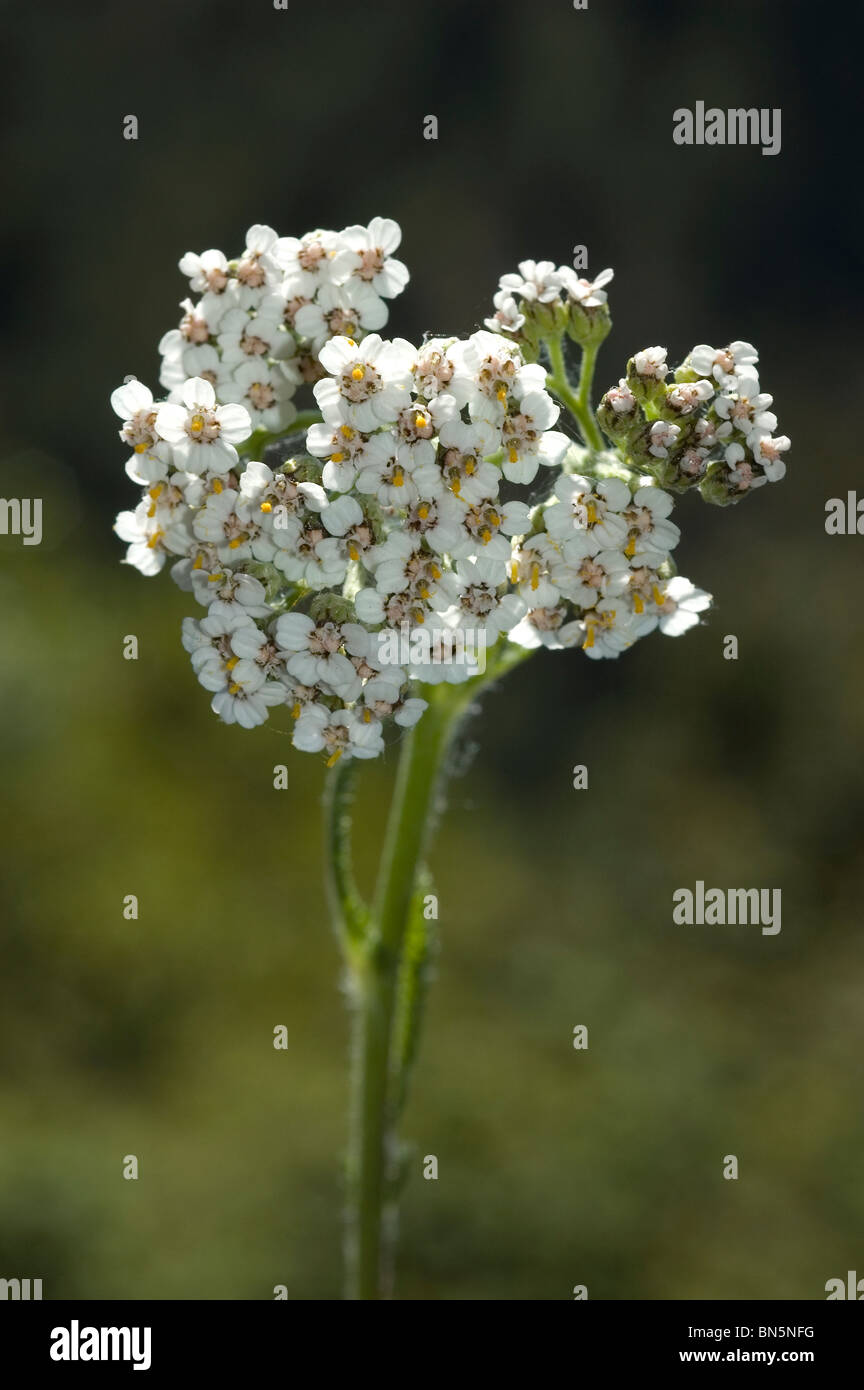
(1, 0, 861, 1299)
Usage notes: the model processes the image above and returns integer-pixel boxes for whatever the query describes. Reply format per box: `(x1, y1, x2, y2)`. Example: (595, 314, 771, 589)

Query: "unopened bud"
(566, 300, 612, 348)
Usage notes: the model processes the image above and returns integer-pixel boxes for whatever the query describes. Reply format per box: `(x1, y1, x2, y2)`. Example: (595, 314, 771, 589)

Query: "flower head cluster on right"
(485, 258, 791, 657)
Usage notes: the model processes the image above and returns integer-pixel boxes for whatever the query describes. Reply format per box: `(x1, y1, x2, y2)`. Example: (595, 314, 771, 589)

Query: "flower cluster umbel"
(112, 224, 790, 761)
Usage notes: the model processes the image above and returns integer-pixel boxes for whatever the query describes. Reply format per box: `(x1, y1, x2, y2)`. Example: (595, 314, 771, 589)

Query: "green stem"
(345, 686, 462, 1299)
(238, 410, 322, 458)
(323, 758, 368, 957)
(343, 642, 534, 1299)
(577, 343, 600, 420)
(546, 336, 605, 453)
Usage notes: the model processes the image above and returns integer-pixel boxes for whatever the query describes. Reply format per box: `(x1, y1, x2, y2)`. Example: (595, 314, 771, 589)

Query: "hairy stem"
(323, 757, 368, 956)
(546, 336, 605, 453)
(345, 686, 461, 1299)
(342, 642, 533, 1299)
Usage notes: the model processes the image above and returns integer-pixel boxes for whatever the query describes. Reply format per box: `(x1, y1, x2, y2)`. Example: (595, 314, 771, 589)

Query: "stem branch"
(546, 336, 605, 453)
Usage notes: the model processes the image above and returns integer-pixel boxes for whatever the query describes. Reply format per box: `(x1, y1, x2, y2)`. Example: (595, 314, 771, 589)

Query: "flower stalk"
(331, 645, 531, 1299)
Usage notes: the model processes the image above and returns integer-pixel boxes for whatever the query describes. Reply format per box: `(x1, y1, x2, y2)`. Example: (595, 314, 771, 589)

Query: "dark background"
(1, 0, 862, 1299)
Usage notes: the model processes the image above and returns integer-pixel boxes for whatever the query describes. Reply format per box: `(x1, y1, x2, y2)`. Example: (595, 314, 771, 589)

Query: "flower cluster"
(508, 445, 709, 659)
(596, 341, 790, 503)
(485, 258, 615, 351)
(112, 221, 790, 761)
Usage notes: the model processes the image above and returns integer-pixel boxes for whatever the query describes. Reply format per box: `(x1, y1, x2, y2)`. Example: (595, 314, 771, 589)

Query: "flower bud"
(522, 295, 570, 342)
(597, 378, 640, 444)
(309, 592, 356, 624)
(698, 460, 748, 506)
(624, 349, 668, 410)
(566, 300, 612, 348)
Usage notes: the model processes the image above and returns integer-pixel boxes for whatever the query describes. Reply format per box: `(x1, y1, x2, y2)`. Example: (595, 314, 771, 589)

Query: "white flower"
(372, 532, 455, 605)
(355, 434, 422, 507)
(436, 416, 501, 502)
(577, 599, 642, 659)
(666, 380, 715, 415)
(314, 334, 415, 431)
(510, 532, 559, 592)
(714, 370, 777, 438)
(158, 334, 223, 401)
(293, 703, 384, 764)
(219, 360, 296, 432)
(320, 493, 365, 539)
(558, 266, 614, 308)
(178, 247, 230, 296)
(678, 446, 709, 478)
(275, 614, 369, 695)
(647, 420, 681, 458)
(402, 493, 465, 555)
(256, 511, 349, 589)
(449, 556, 526, 640)
(238, 459, 327, 519)
(114, 499, 190, 575)
(294, 280, 388, 350)
(234, 224, 282, 291)
(694, 415, 733, 449)
(306, 419, 388, 494)
(451, 330, 522, 418)
(546, 475, 631, 554)
(508, 580, 569, 650)
(484, 290, 526, 334)
(155, 377, 251, 475)
(358, 673, 427, 729)
(183, 605, 257, 691)
(725, 454, 766, 491)
(272, 228, 343, 291)
(453, 499, 530, 565)
(330, 218, 409, 299)
(111, 379, 174, 484)
(216, 299, 288, 366)
(551, 547, 631, 608)
(653, 577, 712, 636)
(632, 346, 668, 380)
(687, 340, 758, 387)
(605, 379, 637, 414)
(750, 432, 790, 482)
(413, 338, 460, 399)
(230, 623, 287, 678)
(621, 486, 680, 564)
(499, 259, 564, 304)
(172, 295, 220, 343)
(500, 391, 566, 484)
(394, 395, 457, 471)
(184, 562, 271, 616)
(111, 378, 158, 449)
(211, 665, 286, 728)
(193, 488, 259, 561)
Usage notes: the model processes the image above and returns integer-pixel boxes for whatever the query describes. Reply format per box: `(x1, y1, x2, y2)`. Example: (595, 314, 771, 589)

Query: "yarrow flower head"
(112, 219, 790, 762)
